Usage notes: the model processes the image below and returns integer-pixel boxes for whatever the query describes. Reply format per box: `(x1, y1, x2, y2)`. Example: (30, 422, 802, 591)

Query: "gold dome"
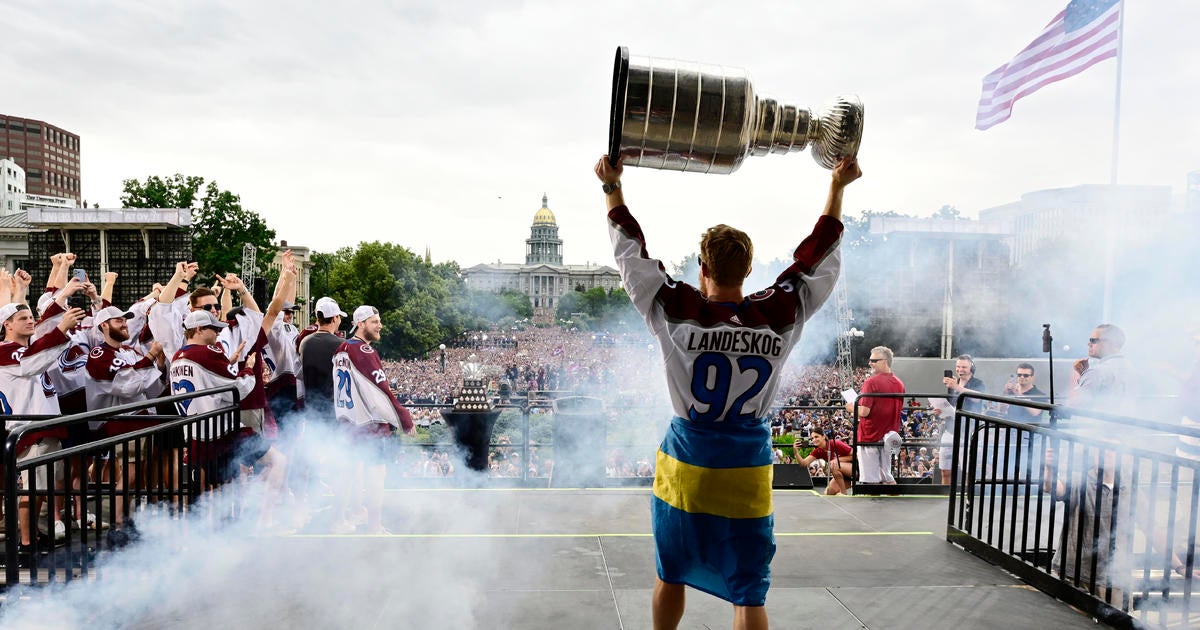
(533, 194, 557, 226)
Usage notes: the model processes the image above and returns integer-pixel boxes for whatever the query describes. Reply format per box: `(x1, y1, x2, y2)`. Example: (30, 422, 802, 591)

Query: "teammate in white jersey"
(169, 310, 256, 489)
(0, 286, 86, 555)
(596, 153, 861, 630)
(332, 305, 414, 535)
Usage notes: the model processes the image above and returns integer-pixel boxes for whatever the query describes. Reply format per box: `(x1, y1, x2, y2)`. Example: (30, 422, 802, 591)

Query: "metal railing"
(2, 386, 240, 589)
(850, 393, 952, 495)
(946, 391, 1198, 629)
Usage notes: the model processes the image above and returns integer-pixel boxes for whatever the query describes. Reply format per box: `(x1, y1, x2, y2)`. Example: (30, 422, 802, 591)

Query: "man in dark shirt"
(299, 297, 346, 424)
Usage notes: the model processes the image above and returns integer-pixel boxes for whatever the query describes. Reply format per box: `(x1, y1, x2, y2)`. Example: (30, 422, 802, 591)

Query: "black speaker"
(772, 464, 813, 489)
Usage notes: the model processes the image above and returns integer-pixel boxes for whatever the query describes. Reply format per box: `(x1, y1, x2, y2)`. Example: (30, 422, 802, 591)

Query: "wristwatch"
(602, 181, 621, 194)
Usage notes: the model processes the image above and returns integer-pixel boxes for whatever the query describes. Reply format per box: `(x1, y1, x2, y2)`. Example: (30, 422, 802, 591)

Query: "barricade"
(2, 385, 240, 590)
(947, 391, 1197, 628)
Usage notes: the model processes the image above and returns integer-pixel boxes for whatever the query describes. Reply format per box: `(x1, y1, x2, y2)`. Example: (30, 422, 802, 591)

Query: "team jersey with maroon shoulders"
(216, 309, 270, 411)
(607, 204, 842, 423)
(332, 338, 413, 431)
(0, 327, 71, 422)
(85, 343, 165, 426)
(169, 343, 255, 440)
(33, 300, 103, 415)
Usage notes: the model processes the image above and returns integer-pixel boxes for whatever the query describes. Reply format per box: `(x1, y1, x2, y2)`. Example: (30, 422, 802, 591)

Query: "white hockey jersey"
(263, 319, 304, 404)
(0, 327, 70, 424)
(607, 205, 842, 423)
(85, 343, 165, 428)
(169, 343, 255, 440)
(148, 289, 192, 360)
(332, 338, 413, 431)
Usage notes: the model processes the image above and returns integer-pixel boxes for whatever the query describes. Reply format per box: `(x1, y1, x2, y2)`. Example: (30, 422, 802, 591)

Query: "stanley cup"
(608, 46, 864, 173)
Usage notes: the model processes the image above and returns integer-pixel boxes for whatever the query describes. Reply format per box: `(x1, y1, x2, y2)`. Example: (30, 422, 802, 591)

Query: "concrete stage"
(269, 488, 1098, 630)
(0, 488, 1106, 629)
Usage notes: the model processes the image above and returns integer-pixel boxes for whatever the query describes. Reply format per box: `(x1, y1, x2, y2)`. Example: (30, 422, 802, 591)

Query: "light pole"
(439, 343, 446, 374)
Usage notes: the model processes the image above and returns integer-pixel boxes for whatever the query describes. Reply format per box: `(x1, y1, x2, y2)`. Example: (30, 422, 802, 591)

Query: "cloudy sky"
(5, 0, 1197, 269)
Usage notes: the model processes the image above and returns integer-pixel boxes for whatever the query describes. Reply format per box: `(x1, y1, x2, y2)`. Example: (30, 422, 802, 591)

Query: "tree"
(121, 174, 278, 281)
(320, 241, 471, 358)
(932, 205, 961, 220)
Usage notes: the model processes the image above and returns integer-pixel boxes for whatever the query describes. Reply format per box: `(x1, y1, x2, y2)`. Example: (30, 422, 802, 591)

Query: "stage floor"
(2, 489, 1103, 629)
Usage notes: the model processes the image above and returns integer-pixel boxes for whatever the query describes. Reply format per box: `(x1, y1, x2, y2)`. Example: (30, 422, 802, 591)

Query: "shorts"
(17, 438, 65, 490)
(340, 421, 395, 465)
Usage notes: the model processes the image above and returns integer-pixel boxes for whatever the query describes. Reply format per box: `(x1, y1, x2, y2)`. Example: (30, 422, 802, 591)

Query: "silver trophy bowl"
(608, 46, 864, 173)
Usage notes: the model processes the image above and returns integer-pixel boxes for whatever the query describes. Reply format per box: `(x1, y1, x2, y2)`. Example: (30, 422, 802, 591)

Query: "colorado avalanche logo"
(359, 344, 375, 354)
(748, 288, 776, 301)
(59, 343, 89, 373)
(89, 346, 105, 358)
(41, 373, 56, 396)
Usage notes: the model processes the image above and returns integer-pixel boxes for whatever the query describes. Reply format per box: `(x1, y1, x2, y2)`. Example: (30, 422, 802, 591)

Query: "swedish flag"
(652, 416, 775, 606)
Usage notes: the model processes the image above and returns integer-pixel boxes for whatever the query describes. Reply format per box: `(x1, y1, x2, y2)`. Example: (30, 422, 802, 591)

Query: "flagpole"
(1102, 0, 1126, 324)
(1110, 0, 1126, 185)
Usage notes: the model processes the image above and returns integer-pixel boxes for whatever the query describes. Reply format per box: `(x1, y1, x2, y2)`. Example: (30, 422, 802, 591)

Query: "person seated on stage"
(794, 428, 854, 495)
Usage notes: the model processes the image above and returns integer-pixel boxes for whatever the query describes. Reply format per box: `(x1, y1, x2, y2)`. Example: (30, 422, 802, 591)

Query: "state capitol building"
(461, 195, 620, 322)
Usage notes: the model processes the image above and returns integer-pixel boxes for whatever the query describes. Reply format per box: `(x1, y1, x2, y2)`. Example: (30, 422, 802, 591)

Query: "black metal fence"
(946, 390, 1197, 629)
(2, 386, 240, 589)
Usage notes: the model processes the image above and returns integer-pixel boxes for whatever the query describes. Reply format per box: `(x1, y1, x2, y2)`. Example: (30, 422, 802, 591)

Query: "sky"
(5, 0, 1198, 270)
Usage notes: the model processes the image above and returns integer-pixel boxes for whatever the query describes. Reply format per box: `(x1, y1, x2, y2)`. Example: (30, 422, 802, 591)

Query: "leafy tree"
(121, 174, 278, 281)
(931, 204, 961, 220)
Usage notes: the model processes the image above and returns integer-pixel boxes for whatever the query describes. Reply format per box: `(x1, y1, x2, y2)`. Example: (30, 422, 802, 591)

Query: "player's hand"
(230, 340, 247, 363)
(58, 307, 87, 331)
(594, 155, 623, 184)
(831, 157, 862, 189)
(13, 269, 31, 289)
(1073, 359, 1088, 375)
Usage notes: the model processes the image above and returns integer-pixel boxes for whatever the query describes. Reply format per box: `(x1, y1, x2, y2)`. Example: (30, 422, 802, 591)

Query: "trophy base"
(607, 46, 630, 167)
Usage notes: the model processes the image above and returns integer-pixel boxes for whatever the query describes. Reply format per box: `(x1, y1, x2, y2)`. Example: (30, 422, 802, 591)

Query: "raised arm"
(160, 261, 198, 304)
(101, 271, 118, 304)
(0, 269, 11, 306)
(261, 251, 297, 333)
(221, 272, 259, 313)
(823, 157, 862, 221)
(595, 155, 625, 212)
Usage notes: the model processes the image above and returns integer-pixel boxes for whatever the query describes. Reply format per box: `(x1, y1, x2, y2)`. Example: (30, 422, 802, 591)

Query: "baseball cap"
(0, 303, 25, 324)
(93, 305, 134, 323)
(281, 301, 300, 312)
(314, 297, 346, 318)
(352, 305, 379, 326)
(183, 310, 229, 330)
(883, 430, 903, 456)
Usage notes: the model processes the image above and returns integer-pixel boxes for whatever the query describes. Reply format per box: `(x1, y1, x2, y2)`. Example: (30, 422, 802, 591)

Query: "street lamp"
(439, 343, 446, 373)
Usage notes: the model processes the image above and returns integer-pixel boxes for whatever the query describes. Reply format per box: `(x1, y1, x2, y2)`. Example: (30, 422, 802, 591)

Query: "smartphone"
(943, 369, 953, 378)
(72, 268, 87, 283)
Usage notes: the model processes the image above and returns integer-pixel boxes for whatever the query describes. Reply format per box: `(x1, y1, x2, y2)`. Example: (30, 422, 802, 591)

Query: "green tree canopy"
(121, 174, 278, 282)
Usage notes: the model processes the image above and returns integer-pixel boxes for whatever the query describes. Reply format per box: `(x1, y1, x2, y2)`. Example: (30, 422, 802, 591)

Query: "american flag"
(975, 0, 1121, 130)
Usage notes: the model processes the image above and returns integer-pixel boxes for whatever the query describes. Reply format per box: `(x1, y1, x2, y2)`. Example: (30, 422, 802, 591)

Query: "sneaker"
(363, 525, 391, 536)
(330, 520, 355, 535)
(54, 520, 67, 542)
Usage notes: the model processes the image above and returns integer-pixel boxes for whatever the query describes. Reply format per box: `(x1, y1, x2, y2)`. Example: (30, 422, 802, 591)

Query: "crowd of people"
(1, 251, 958, 563)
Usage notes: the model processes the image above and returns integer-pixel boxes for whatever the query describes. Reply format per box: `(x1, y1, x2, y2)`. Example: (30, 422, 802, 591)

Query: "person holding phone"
(938, 354, 986, 485)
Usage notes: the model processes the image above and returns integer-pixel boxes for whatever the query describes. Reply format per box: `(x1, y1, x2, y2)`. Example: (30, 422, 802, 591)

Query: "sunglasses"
(1016, 373, 1033, 378)
(198, 304, 219, 312)
(1087, 337, 1105, 344)
(868, 358, 884, 364)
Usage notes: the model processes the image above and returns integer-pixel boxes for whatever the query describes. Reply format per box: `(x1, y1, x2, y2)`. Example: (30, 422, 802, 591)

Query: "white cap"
(352, 305, 379, 326)
(182, 310, 229, 330)
(0, 303, 23, 324)
(883, 430, 903, 456)
(93, 305, 134, 324)
(315, 297, 346, 318)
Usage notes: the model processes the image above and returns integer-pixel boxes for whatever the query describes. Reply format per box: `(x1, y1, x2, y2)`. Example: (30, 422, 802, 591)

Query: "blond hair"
(699, 224, 753, 287)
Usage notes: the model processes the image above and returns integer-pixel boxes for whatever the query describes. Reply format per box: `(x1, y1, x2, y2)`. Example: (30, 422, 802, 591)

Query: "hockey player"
(331, 305, 414, 535)
(595, 153, 861, 630)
